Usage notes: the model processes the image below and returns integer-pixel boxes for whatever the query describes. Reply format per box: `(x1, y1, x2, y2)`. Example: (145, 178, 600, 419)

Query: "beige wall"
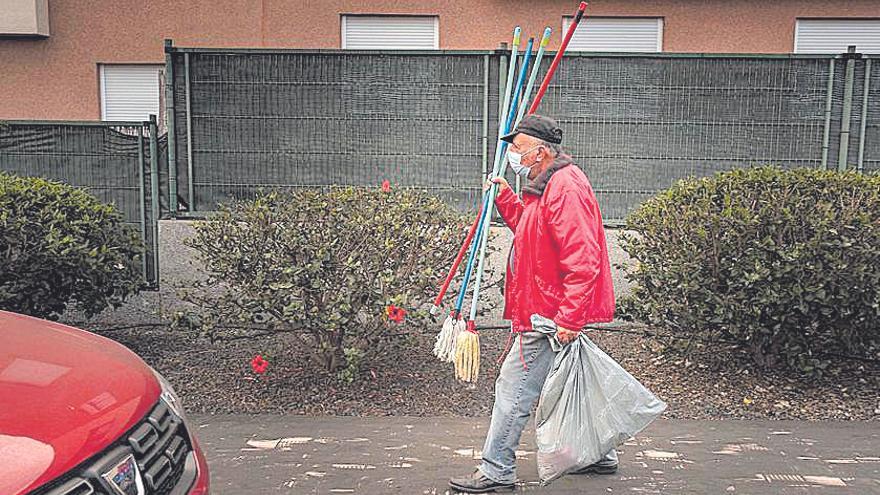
(1, 0, 879, 120)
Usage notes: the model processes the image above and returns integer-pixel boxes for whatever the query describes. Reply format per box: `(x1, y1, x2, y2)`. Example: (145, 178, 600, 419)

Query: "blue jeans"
(479, 331, 618, 484)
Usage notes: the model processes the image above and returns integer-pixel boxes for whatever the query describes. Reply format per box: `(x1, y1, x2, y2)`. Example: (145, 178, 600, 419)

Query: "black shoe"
(449, 470, 515, 493)
(571, 462, 619, 475)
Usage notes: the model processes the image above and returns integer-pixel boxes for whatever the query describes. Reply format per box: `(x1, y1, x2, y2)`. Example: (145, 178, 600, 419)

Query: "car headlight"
(150, 367, 187, 421)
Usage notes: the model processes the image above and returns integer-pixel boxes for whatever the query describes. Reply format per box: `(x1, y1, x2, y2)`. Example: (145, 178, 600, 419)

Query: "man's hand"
(483, 177, 510, 193)
(556, 325, 580, 345)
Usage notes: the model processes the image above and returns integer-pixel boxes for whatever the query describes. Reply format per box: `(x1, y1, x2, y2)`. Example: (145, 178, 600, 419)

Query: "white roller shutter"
(564, 17, 663, 52)
(99, 65, 162, 121)
(795, 19, 880, 54)
(342, 15, 438, 50)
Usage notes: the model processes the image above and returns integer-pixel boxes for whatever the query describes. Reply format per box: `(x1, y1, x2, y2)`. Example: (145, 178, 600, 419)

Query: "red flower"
(385, 304, 407, 323)
(381, 180, 392, 193)
(250, 354, 269, 374)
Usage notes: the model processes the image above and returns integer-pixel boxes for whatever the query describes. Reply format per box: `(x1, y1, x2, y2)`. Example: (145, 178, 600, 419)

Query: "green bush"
(0, 172, 144, 319)
(179, 188, 498, 377)
(620, 166, 880, 374)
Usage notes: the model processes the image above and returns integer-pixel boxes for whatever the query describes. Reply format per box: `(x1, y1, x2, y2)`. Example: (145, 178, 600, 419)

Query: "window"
(563, 17, 663, 52)
(795, 19, 880, 54)
(0, 0, 49, 37)
(342, 15, 439, 49)
(99, 64, 163, 122)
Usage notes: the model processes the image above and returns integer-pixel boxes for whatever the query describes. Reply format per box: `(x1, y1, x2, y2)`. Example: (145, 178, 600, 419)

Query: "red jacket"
(495, 156, 615, 332)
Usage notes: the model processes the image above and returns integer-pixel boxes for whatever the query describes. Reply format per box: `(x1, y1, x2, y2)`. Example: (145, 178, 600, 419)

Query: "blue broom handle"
(454, 37, 534, 316)
(453, 29, 522, 316)
(465, 37, 537, 321)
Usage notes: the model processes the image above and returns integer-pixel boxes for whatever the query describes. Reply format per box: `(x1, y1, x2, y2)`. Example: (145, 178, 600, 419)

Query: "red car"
(0, 311, 210, 495)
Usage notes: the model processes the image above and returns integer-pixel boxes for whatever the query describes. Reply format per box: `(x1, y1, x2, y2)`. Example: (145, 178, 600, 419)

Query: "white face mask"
(508, 145, 541, 178)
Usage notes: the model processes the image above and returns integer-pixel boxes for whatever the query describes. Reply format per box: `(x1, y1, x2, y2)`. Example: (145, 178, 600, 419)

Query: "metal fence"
(0, 120, 161, 287)
(165, 46, 500, 215)
(861, 58, 880, 172)
(165, 43, 879, 222)
(527, 54, 834, 219)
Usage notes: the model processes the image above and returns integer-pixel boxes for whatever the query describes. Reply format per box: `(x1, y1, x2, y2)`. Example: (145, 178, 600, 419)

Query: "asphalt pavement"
(190, 416, 880, 494)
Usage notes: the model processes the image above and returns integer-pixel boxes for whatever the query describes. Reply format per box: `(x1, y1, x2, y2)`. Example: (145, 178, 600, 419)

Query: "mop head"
(433, 314, 455, 362)
(454, 322, 480, 383)
(433, 313, 464, 363)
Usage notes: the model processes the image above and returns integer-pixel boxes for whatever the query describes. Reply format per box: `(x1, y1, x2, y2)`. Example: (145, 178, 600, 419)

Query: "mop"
(454, 36, 537, 382)
(431, 204, 482, 362)
(432, 26, 523, 364)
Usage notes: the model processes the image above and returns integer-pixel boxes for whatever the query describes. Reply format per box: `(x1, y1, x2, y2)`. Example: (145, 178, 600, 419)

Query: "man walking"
(450, 115, 617, 493)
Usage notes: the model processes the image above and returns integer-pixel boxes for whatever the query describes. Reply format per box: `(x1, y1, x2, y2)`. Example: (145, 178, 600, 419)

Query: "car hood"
(0, 311, 160, 495)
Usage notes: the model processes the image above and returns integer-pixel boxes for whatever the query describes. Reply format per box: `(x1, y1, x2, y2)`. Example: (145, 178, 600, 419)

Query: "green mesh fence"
(168, 49, 499, 215)
(167, 47, 877, 223)
(0, 121, 161, 287)
(862, 56, 880, 173)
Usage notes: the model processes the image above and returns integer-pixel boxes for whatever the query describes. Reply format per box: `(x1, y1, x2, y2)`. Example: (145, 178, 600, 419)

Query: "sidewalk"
(191, 416, 880, 494)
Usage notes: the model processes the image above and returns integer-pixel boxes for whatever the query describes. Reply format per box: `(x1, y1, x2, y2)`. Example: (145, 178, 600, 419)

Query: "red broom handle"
(527, 1, 588, 115)
(432, 202, 483, 310)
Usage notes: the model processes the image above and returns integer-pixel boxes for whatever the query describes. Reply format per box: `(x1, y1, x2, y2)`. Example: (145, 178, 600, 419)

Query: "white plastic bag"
(532, 314, 667, 484)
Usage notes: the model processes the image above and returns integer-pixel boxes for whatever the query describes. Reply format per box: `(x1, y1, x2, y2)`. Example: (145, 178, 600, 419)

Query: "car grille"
(33, 400, 194, 495)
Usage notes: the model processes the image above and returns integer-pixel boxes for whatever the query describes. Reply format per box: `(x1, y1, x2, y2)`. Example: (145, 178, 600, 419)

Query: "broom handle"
(440, 0, 585, 315)
(455, 38, 533, 317)
(515, 28, 552, 129)
(432, 29, 553, 316)
(466, 32, 549, 323)
(431, 201, 482, 312)
(527, 1, 587, 115)
(433, 28, 520, 316)
(458, 38, 534, 321)
(451, 29, 522, 317)
(467, 3, 586, 322)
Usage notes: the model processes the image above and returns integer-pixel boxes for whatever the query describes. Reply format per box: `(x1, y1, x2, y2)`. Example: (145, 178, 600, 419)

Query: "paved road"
(190, 416, 880, 494)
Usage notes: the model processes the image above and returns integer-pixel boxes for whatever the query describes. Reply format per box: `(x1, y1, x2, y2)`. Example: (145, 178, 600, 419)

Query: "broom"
(456, 2, 590, 383)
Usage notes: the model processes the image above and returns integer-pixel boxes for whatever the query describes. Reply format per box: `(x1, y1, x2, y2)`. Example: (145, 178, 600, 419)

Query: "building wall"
(1, 0, 879, 120)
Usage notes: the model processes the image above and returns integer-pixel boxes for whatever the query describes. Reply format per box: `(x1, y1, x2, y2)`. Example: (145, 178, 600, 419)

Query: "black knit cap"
(501, 114, 563, 144)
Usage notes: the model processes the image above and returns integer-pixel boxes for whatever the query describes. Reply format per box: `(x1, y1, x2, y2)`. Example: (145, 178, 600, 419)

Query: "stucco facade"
(1, 0, 879, 120)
